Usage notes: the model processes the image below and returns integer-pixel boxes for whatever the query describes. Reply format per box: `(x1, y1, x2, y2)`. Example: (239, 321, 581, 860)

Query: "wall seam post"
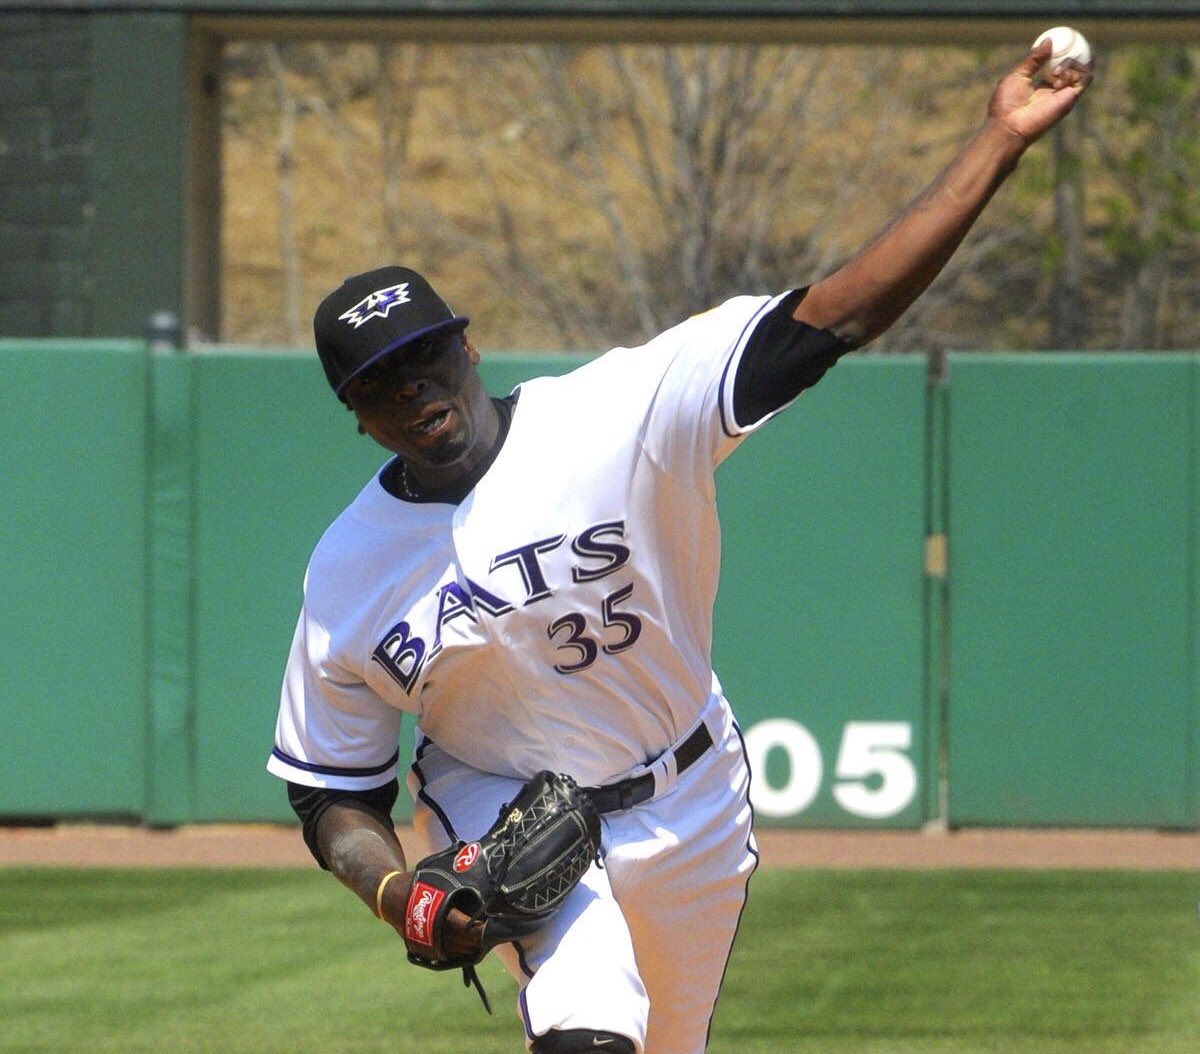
(146, 332, 196, 827)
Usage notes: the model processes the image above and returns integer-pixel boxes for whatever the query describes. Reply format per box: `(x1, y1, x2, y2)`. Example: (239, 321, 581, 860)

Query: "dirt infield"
(0, 823, 1195, 870)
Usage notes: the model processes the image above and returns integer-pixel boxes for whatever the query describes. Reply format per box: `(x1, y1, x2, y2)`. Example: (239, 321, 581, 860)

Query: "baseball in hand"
(1031, 26, 1093, 83)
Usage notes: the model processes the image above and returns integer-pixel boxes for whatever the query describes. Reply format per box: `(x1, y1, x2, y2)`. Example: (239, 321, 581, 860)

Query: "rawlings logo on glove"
(403, 882, 444, 948)
(453, 843, 480, 871)
(401, 771, 601, 994)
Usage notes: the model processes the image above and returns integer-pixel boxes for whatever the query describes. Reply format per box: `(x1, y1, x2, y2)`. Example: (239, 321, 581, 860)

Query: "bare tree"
(265, 44, 305, 347)
(1091, 46, 1200, 349)
(1050, 107, 1087, 349)
(223, 41, 1200, 354)
(377, 42, 428, 254)
(378, 43, 935, 349)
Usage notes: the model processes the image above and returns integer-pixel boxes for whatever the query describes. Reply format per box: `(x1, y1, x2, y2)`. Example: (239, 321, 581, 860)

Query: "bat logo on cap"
(339, 283, 412, 328)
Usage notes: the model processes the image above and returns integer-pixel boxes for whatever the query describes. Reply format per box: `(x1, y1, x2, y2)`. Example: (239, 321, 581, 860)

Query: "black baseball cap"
(313, 265, 469, 400)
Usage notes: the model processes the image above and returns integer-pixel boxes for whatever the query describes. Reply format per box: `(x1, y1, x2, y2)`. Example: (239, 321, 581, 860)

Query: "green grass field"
(1, 868, 1195, 1054)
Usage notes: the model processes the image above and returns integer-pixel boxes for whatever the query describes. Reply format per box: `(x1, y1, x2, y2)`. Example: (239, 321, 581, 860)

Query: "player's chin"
(406, 420, 477, 468)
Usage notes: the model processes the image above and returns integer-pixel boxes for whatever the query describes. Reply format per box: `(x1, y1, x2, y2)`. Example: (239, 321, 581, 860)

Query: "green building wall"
(0, 342, 1195, 830)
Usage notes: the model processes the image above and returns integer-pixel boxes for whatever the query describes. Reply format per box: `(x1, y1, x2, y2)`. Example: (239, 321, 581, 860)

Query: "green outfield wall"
(714, 357, 932, 828)
(0, 342, 1195, 829)
(945, 355, 1197, 827)
(0, 342, 149, 818)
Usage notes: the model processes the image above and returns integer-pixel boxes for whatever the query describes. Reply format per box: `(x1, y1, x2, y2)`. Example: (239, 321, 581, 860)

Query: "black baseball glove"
(400, 771, 601, 1006)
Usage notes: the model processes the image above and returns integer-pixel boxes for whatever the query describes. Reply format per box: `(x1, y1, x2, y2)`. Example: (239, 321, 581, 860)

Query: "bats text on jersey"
(372, 518, 637, 692)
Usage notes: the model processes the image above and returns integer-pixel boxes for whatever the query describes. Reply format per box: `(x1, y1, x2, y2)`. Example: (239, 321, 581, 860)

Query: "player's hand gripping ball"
(1031, 26, 1093, 85)
(402, 770, 601, 971)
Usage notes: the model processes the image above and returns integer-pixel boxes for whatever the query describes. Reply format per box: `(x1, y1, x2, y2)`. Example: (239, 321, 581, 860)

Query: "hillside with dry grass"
(220, 40, 1200, 354)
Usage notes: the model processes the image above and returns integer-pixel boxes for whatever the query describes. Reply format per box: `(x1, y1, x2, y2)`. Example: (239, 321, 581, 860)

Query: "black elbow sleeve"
(733, 288, 851, 426)
(286, 779, 400, 870)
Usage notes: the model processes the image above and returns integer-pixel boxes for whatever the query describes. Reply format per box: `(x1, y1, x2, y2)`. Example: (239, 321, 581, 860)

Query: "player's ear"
(343, 396, 368, 435)
(462, 333, 480, 365)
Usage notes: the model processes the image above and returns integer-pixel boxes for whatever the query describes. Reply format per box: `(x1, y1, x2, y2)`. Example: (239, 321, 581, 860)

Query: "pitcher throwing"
(269, 42, 1090, 1054)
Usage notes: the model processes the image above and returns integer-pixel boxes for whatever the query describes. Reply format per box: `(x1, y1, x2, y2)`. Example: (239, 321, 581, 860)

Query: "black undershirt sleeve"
(286, 779, 400, 871)
(732, 287, 851, 427)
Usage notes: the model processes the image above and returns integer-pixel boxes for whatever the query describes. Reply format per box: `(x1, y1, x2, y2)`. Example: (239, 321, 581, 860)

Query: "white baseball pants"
(407, 698, 758, 1054)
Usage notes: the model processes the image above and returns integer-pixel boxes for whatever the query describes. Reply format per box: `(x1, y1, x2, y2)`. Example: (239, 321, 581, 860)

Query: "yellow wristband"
(375, 869, 406, 922)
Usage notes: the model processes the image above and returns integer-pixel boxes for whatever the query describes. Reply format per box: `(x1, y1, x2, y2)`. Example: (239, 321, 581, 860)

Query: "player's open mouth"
(409, 408, 452, 438)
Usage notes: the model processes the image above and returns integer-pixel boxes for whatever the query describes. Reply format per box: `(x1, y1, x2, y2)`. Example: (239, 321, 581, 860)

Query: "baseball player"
(269, 45, 1090, 1054)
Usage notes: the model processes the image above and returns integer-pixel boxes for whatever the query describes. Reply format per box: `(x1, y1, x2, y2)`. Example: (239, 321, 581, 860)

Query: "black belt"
(586, 722, 714, 814)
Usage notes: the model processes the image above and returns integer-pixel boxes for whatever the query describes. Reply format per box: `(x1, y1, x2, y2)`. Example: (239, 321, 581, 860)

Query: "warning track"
(0, 824, 1195, 870)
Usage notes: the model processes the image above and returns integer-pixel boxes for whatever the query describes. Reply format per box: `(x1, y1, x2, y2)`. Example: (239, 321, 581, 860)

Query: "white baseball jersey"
(269, 292, 792, 793)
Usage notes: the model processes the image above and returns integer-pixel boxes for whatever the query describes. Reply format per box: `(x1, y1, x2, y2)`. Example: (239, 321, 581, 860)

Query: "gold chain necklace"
(393, 460, 419, 500)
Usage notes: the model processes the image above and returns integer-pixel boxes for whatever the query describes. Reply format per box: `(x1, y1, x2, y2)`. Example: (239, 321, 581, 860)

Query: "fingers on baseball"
(1044, 59, 1093, 93)
(1016, 41, 1093, 95)
(1016, 40, 1054, 78)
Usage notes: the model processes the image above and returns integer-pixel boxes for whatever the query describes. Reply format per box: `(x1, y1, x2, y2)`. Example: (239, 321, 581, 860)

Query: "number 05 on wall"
(742, 720, 918, 820)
